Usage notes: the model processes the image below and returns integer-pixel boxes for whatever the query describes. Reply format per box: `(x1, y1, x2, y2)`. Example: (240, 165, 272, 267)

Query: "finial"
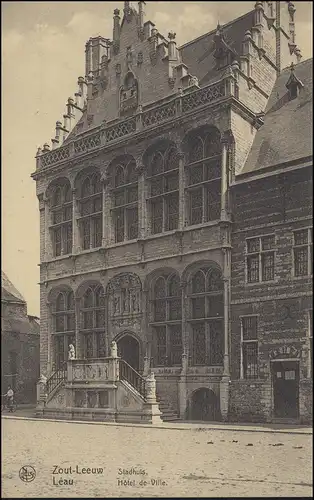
(114, 8, 120, 16)
(168, 31, 176, 41)
(255, 1, 263, 10)
(243, 30, 252, 41)
(68, 97, 74, 104)
(288, 2, 296, 13)
(36, 146, 42, 156)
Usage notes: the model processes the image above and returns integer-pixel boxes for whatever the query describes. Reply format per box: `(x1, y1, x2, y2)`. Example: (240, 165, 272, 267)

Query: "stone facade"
(32, 2, 312, 423)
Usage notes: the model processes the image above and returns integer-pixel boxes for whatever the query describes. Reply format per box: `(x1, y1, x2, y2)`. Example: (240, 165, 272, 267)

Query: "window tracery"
(50, 180, 73, 257)
(81, 285, 106, 359)
(52, 290, 75, 368)
(78, 172, 103, 250)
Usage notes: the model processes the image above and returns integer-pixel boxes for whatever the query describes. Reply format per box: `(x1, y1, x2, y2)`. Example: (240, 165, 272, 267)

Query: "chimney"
(138, 1, 146, 31)
(113, 9, 121, 53)
(85, 39, 92, 78)
(78, 77, 87, 107)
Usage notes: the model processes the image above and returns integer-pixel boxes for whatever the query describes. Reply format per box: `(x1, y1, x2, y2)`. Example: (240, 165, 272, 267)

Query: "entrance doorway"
(190, 388, 219, 421)
(117, 334, 140, 372)
(272, 361, 299, 419)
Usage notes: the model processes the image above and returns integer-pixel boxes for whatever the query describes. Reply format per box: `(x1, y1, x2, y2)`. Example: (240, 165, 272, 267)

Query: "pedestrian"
(4, 386, 14, 412)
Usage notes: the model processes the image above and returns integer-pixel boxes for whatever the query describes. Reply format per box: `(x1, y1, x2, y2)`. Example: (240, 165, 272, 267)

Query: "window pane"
(165, 148, 179, 171)
(114, 166, 124, 187)
(84, 288, 93, 308)
(193, 323, 206, 365)
(82, 177, 91, 197)
(247, 238, 260, 253)
(208, 270, 223, 291)
(262, 252, 274, 281)
(115, 208, 124, 243)
(151, 177, 164, 196)
(207, 295, 223, 317)
(85, 333, 94, 359)
(247, 255, 259, 282)
(54, 227, 62, 256)
(189, 164, 203, 185)
(192, 271, 206, 293)
(242, 316, 258, 340)
(56, 314, 65, 333)
(64, 224, 72, 254)
(53, 209, 63, 225)
(114, 190, 125, 207)
(150, 152, 164, 176)
(64, 206, 72, 222)
(83, 311, 93, 330)
(152, 199, 163, 234)
(155, 326, 167, 366)
(96, 309, 105, 328)
(204, 133, 221, 157)
(294, 247, 308, 276)
(243, 342, 258, 379)
(52, 187, 62, 207)
(169, 298, 182, 320)
(154, 277, 166, 298)
(192, 297, 205, 318)
(93, 195, 102, 213)
(127, 207, 138, 240)
(56, 293, 65, 312)
(93, 216, 102, 248)
(55, 335, 65, 368)
(209, 320, 223, 365)
(165, 194, 178, 231)
(189, 137, 203, 163)
(154, 299, 166, 322)
(190, 188, 203, 225)
(261, 235, 275, 250)
(206, 185, 221, 221)
(127, 186, 138, 204)
(67, 312, 75, 332)
(82, 219, 91, 250)
(81, 200, 92, 216)
(294, 230, 308, 245)
(169, 325, 182, 366)
(165, 173, 179, 192)
(204, 158, 221, 181)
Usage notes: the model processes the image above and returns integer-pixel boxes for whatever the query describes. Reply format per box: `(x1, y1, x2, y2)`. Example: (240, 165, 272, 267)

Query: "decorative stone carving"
(137, 51, 144, 65)
(269, 345, 301, 359)
(68, 344, 76, 360)
(107, 273, 142, 325)
(126, 46, 134, 70)
(120, 72, 138, 115)
(111, 341, 118, 358)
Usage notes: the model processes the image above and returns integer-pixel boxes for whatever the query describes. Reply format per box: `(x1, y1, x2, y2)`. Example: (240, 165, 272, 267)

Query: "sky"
(2, 1, 313, 316)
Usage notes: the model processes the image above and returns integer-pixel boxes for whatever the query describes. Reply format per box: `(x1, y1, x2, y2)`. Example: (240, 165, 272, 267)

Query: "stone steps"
(157, 398, 180, 422)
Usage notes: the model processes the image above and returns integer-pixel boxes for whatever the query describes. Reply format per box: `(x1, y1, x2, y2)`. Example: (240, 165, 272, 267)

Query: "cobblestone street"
(1, 418, 312, 498)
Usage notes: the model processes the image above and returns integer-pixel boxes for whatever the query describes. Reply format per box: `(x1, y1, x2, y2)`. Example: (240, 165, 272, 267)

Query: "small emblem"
(19, 465, 36, 482)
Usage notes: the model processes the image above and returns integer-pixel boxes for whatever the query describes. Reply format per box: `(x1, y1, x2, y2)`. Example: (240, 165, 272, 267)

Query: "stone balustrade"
(36, 76, 232, 170)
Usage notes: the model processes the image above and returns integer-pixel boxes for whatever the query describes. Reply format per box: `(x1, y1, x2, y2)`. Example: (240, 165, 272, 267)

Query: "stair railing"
(46, 362, 67, 396)
(119, 359, 146, 399)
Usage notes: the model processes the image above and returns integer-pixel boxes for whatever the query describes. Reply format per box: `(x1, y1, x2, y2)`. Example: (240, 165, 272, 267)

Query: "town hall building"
(32, 1, 312, 423)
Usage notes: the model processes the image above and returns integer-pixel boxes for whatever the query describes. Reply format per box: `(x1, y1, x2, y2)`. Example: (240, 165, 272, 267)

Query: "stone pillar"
(72, 188, 80, 253)
(137, 164, 147, 239)
(75, 297, 81, 359)
(102, 175, 113, 245)
(178, 152, 186, 230)
(179, 351, 188, 419)
(220, 247, 231, 421)
(220, 138, 228, 221)
(145, 372, 157, 403)
(43, 196, 52, 260)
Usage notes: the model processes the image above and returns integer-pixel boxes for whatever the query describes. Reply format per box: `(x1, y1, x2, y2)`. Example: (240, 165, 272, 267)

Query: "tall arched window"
(53, 290, 75, 369)
(150, 273, 182, 366)
(146, 143, 179, 234)
(185, 128, 221, 225)
(188, 267, 224, 365)
(110, 156, 138, 243)
(81, 285, 106, 359)
(78, 172, 102, 250)
(50, 180, 73, 257)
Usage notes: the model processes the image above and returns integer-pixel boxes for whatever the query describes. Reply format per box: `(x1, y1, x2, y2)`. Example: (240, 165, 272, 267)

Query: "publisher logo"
(19, 465, 36, 482)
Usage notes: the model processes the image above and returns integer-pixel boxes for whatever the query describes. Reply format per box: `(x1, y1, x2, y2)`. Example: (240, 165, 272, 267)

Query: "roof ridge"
(178, 9, 255, 50)
(1, 271, 26, 303)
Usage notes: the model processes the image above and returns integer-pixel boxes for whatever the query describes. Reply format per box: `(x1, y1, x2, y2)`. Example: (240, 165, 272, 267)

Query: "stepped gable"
(1, 271, 26, 304)
(179, 10, 255, 86)
(242, 58, 313, 174)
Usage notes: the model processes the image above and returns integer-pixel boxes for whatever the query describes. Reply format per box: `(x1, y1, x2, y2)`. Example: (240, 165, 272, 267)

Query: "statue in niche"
(68, 344, 76, 360)
(120, 72, 138, 116)
(113, 295, 121, 315)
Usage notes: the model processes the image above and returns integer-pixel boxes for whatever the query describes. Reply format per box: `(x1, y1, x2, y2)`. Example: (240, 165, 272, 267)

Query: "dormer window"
(289, 84, 298, 100)
(286, 62, 304, 101)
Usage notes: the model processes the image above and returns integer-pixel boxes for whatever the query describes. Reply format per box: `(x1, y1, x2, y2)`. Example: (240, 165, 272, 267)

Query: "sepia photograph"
(2, 1, 313, 497)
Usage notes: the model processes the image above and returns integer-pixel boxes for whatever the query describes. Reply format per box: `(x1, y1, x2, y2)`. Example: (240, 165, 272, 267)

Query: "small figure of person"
(4, 386, 14, 412)
(68, 344, 76, 360)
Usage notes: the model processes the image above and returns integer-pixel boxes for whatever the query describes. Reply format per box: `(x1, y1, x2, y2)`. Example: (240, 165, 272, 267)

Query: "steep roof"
(179, 10, 255, 86)
(1, 271, 26, 304)
(242, 58, 313, 174)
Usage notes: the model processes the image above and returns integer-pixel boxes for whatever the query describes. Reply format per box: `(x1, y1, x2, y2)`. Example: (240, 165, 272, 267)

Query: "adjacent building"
(32, 1, 312, 423)
(1, 272, 40, 404)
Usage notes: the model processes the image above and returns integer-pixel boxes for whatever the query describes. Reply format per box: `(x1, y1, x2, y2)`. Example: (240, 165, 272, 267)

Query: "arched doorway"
(190, 388, 220, 421)
(116, 334, 140, 372)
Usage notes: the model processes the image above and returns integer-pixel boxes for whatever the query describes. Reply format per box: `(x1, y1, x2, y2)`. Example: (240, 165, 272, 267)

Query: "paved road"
(1, 418, 312, 498)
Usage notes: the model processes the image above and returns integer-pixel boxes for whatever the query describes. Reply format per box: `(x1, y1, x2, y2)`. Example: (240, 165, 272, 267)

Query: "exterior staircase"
(157, 397, 180, 422)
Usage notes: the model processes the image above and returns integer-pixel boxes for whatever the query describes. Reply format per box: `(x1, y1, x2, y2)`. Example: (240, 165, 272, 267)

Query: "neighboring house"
(31, 1, 312, 423)
(1, 272, 40, 404)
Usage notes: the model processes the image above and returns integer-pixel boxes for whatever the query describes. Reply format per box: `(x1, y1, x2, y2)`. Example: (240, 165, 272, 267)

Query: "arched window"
(53, 290, 75, 369)
(150, 273, 182, 366)
(78, 172, 102, 250)
(146, 143, 179, 234)
(188, 267, 224, 366)
(81, 285, 106, 359)
(185, 128, 221, 225)
(50, 180, 73, 257)
(110, 156, 138, 243)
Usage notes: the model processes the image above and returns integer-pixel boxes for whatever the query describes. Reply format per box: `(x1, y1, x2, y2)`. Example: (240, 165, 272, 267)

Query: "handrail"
(46, 362, 67, 396)
(119, 359, 146, 399)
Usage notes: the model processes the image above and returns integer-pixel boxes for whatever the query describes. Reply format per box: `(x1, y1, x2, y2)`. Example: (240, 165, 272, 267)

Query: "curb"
(2, 415, 312, 435)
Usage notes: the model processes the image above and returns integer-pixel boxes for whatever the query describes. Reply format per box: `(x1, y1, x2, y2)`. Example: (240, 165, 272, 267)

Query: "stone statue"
(190, 75, 199, 87)
(111, 341, 118, 358)
(39, 374, 47, 386)
(68, 344, 76, 360)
